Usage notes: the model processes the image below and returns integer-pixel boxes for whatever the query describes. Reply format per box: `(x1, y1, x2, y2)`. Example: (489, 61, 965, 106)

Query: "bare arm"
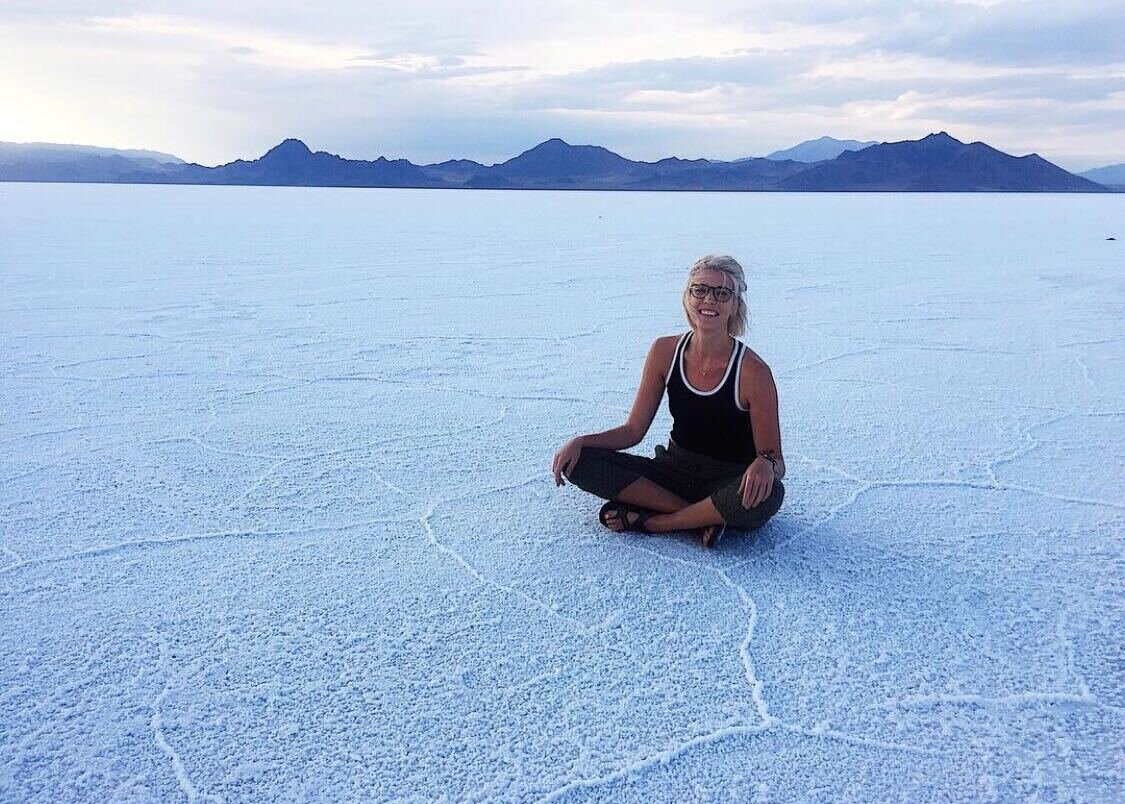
(742, 353, 785, 479)
(735, 351, 785, 507)
(579, 338, 671, 450)
(552, 338, 674, 485)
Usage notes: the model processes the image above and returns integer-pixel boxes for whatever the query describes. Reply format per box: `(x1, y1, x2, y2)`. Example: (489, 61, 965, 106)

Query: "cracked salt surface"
(2, 184, 1123, 802)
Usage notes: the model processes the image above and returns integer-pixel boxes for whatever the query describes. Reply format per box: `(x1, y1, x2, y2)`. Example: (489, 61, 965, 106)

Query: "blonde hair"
(681, 254, 749, 337)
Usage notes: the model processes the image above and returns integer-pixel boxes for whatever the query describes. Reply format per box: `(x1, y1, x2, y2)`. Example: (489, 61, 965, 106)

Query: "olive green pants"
(565, 441, 784, 531)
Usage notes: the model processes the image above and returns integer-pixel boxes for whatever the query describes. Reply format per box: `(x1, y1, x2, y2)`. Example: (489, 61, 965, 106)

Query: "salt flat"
(1, 184, 1123, 802)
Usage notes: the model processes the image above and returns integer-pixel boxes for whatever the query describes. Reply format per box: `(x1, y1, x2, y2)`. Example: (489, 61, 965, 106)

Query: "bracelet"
(757, 451, 777, 469)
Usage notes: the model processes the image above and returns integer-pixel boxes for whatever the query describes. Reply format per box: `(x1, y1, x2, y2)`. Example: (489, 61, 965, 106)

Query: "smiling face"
(680, 255, 750, 337)
(684, 267, 736, 333)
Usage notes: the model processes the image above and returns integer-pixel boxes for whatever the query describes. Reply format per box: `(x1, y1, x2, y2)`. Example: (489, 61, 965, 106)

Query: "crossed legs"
(609, 476, 726, 533)
(565, 446, 782, 545)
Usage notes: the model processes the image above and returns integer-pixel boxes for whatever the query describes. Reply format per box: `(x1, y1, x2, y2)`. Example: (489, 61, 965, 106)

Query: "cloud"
(871, 1, 1125, 67)
(1, 1, 1122, 168)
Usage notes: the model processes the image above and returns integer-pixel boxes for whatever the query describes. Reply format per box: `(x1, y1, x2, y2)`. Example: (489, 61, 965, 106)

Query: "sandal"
(598, 501, 655, 533)
(701, 524, 727, 549)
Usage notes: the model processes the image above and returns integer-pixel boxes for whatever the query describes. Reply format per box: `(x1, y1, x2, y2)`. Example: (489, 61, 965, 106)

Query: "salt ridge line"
(1054, 610, 1088, 696)
(787, 406, 1121, 495)
(984, 410, 1077, 485)
(132, 366, 635, 414)
(610, 526, 955, 760)
(535, 722, 773, 803)
(420, 477, 608, 640)
(879, 479, 1123, 510)
(148, 635, 223, 804)
(0, 418, 148, 446)
(113, 402, 511, 464)
(2, 403, 514, 574)
(715, 567, 776, 726)
(620, 538, 773, 724)
(3, 331, 169, 340)
(774, 722, 947, 757)
(775, 316, 1110, 398)
(818, 374, 1080, 414)
(779, 341, 1058, 380)
(1074, 355, 1096, 389)
(0, 517, 413, 577)
(729, 469, 1123, 570)
(895, 691, 1122, 713)
(218, 405, 512, 505)
(534, 707, 952, 800)
(624, 534, 776, 719)
(728, 514, 1118, 730)
(347, 371, 630, 413)
(1053, 335, 1125, 349)
(50, 347, 176, 370)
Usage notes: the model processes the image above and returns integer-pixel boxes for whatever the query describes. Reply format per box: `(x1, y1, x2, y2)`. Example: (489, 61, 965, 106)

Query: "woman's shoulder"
(652, 333, 685, 348)
(737, 343, 775, 382)
(643, 335, 685, 381)
(649, 333, 684, 360)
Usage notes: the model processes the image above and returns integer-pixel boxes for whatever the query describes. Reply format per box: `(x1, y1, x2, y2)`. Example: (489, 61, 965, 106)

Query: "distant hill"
(628, 157, 809, 190)
(1079, 163, 1125, 189)
(459, 139, 810, 190)
(0, 141, 185, 182)
(0, 142, 183, 164)
(0, 133, 1110, 192)
(153, 139, 439, 188)
(763, 136, 879, 163)
(493, 138, 640, 185)
(421, 158, 488, 184)
(777, 132, 1108, 192)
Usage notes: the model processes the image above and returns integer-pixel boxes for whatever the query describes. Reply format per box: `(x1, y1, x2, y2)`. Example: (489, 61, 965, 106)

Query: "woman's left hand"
(738, 457, 775, 509)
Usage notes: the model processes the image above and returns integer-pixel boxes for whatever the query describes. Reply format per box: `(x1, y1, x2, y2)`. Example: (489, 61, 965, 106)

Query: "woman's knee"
(714, 478, 785, 531)
(563, 446, 605, 483)
(564, 447, 628, 499)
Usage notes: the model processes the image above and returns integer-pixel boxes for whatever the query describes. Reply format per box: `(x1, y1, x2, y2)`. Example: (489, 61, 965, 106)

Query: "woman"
(551, 254, 785, 548)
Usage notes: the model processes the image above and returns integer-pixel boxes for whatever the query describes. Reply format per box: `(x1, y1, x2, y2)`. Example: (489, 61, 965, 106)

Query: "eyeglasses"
(689, 283, 735, 303)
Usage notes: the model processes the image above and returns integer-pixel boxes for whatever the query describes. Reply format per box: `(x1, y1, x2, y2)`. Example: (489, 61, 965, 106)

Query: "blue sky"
(2, 1, 1123, 169)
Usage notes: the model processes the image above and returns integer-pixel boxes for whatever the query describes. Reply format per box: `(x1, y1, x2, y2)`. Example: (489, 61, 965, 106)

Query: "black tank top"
(666, 332, 757, 463)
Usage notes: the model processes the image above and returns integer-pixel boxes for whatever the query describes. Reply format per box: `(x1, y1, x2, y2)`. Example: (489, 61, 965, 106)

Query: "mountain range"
(0, 133, 1113, 192)
(1078, 163, 1125, 189)
(764, 136, 880, 162)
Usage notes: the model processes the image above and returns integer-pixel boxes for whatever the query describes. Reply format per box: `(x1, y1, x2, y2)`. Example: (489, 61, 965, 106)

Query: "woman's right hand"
(552, 437, 585, 486)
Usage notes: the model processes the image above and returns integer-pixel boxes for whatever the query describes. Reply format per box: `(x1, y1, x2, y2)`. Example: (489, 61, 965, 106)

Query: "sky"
(1, 1, 1123, 170)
